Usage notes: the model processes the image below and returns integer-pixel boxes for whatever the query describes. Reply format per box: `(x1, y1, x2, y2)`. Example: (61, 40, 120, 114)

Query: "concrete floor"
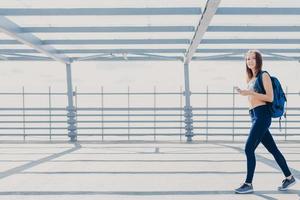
(0, 141, 299, 200)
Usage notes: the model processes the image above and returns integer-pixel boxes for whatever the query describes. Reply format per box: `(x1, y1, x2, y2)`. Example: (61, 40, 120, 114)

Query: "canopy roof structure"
(0, 0, 299, 64)
(0, 0, 299, 142)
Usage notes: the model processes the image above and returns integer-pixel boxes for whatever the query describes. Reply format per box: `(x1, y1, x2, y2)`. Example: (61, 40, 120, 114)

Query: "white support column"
(183, 63, 193, 142)
(183, 0, 221, 142)
(66, 63, 77, 142)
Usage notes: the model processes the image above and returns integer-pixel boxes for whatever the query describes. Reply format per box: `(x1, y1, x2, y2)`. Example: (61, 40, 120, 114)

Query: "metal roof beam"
(0, 48, 298, 54)
(0, 16, 70, 64)
(199, 39, 300, 44)
(72, 56, 183, 61)
(73, 53, 111, 61)
(22, 26, 195, 33)
(21, 26, 300, 33)
(43, 39, 190, 45)
(192, 53, 241, 60)
(1, 52, 50, 60)
(216, 7, 300, 15)
(262, 52, 300, 61)
(207, 26, 300, 32)
(132, 53, 183, 61)
(196, 48, 300, 53)
(184, 0, 221, 64)
(0, 39, 190, 45)
(4, 57, 52, 61)
(1, 56, 298, 62)
(1, 39, 300, 46)
(0, 48, 187, 54)
(74, 53, 183, 62)
(0, 8, 201, 16)
(0, 54, 8, 60)
(192, 56, 300, 61)
(1, 7, 299, 16)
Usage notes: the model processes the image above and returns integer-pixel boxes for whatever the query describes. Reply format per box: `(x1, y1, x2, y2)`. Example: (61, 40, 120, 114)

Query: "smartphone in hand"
(234, 86, 241, 93)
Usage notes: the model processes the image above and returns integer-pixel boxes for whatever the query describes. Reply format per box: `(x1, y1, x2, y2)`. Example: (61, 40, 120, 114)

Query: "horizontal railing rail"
(0, 88, 299, 141)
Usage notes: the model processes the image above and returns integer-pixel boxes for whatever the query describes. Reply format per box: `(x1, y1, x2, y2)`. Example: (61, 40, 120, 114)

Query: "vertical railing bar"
(75, 86, 78, 139)
(22, 86, 26, 141)
(99, 86, 101, 141)
(154, 86, 157, 141)
(128, 86, 130, 141)
(180, 86, 183, 141)
(285, 86, 288, 141)
(101, 86, 104, 141)
(232, 87, 235, 142)
(206, 86, 209, 142)
(49, 86, 52, 141)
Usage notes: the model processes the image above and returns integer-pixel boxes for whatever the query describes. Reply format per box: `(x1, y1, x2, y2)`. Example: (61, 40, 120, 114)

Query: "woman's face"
(246, 52, 256, 70)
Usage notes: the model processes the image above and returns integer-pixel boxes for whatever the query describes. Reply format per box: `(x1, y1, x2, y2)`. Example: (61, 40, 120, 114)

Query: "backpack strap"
(256, 70, 268, 94)
(279, 117, 282, 131)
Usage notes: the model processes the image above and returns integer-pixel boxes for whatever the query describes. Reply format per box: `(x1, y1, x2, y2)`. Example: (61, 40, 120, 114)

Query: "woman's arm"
(239, 73, 274, 102)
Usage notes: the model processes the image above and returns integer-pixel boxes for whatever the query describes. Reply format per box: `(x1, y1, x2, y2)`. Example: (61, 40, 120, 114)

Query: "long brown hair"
(245, 50, 263, 80)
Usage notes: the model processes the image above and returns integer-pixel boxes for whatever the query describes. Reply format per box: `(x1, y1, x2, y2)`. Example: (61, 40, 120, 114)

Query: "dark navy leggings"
(245, 105, 291, 183)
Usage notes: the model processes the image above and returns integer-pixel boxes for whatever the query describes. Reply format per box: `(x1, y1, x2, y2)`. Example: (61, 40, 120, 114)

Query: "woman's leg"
(245, 119, 269, 183)
(261, 130, 292, 177)
(236, 106, 271, 193)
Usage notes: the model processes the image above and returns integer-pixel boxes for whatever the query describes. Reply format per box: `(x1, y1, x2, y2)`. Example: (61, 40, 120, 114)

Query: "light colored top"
(247, 78, 256, 91)
(247, 77, 267, 110)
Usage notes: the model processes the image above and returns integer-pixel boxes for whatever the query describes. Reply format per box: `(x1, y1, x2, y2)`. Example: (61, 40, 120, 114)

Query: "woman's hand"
(238, 89, 254, 96)
(234, 86, 254, 96)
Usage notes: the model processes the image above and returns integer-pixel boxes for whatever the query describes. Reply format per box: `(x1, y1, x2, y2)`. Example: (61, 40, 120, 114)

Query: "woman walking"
(234, 50, 296, 194)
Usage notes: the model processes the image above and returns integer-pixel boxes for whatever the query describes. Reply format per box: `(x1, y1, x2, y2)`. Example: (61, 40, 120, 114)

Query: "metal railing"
(0, 87, 299, 141)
